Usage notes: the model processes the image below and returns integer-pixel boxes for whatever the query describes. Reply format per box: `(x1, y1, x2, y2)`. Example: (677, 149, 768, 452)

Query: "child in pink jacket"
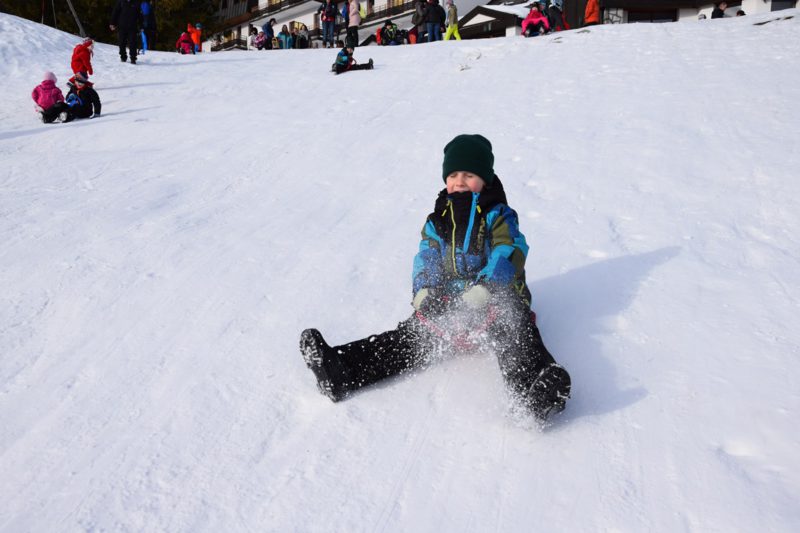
(522, 3, 550, 37)
(31, 72, 73, 123)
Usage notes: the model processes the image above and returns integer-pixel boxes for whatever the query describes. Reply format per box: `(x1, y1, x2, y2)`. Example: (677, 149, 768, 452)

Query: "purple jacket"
(31, 80, 65, 110)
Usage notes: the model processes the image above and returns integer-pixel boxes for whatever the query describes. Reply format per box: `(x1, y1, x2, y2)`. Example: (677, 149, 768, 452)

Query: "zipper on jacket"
(448, 200, 458, 274)
(461, 193, 480, 254)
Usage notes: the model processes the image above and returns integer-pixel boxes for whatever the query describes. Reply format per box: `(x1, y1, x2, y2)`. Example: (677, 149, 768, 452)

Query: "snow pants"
(40, 102, 73, 123)
(117, 28, 138, 62)
(331, 299, 558, 401)
(444, 24, 461, 41)
(346, 26, 359, 48)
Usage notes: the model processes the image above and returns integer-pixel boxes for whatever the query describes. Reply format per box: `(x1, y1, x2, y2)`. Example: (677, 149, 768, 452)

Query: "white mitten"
(462, 284, 490, 309)
(412, 288, 430, 311)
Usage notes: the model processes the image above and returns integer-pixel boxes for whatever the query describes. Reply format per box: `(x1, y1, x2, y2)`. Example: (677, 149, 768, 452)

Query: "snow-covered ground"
(2, 10, 800, 532)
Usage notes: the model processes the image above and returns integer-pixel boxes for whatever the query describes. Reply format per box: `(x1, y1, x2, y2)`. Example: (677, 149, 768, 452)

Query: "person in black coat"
(110, 0, 143, 63)
(65, 74, 102, 119)
(424, 0, 446, 42)
(711, 1, 727, 19)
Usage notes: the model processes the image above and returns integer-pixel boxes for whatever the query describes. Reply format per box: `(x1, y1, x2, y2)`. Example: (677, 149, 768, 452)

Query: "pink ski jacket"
(31, 79, 65, 110)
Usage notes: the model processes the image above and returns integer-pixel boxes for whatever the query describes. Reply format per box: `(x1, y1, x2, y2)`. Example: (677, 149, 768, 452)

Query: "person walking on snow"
(140, 1, 157, 52)
(300, 134, 571, 423)
(110, 0, 143, 63)
(71, 38, 94, 77)
(187, 23, 203, 52)
(444, 0, 461, 41)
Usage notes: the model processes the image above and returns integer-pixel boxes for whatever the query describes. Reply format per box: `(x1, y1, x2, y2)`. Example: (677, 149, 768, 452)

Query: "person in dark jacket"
(110, 0, 143, 63)
(547, 0, 569, 32)
(300, 134, 571, 424)
(424, 0, 446, 42)
(412, 0, 427, 42)
(711, 2, 727, 19)
(65, 72, 101, 119)
(318, 0, 338, 48)
(380, 19, 401, 45)
(140, 1, 156, 52)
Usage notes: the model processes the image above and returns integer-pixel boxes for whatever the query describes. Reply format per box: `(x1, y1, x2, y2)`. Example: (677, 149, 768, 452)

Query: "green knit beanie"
(441, 134, 495, 184)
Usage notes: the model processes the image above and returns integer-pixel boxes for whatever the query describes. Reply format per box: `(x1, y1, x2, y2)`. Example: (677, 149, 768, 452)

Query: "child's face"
(446, 171, 486, 194)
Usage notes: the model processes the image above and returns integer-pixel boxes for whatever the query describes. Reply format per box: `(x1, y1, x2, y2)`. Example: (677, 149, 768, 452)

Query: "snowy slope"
(2, 10, 800, 532)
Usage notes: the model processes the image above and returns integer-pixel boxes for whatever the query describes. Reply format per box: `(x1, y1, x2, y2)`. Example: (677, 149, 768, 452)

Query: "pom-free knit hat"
(442, 134, 495, 184)
(44, 71, 57, 82)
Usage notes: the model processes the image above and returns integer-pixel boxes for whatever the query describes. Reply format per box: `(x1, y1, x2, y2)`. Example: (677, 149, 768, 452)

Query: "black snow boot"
(300, 329, 354, 402)
(527, 363, 571, 422)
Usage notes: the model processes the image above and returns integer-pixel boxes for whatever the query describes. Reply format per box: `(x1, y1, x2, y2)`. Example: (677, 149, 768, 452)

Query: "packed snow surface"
(1, 10, 800, 532)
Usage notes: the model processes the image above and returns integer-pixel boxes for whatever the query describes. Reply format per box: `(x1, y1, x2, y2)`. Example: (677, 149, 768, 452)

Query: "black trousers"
(346, 26, 359, 48)
(332, 301, 557, 400)
(335, 62, 371, 74)
(118, 28, 138, 61)
(41, 102, 73, 123)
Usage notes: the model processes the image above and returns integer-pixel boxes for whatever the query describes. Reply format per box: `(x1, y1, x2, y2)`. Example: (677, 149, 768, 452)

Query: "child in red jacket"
(71, 38, 94, 77)
(31, 72, 73, 123)
(176, 32, 195, 54)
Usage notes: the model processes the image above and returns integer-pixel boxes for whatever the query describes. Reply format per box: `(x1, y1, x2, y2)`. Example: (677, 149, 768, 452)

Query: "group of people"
(249, 20, 311, 50)
(31, 37, 101, 123)
(521, 0, 570, 37)
(711, 2, 746, 18)
(175, 23, 204, 54)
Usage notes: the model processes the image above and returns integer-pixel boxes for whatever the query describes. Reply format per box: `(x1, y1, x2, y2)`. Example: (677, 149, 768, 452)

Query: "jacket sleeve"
(476, 205, 529, 288)
(412, 218, 445, 294)
(110, 1, 120, 25)
(31, 86, 41, 105)
(88, 87, 101, 115)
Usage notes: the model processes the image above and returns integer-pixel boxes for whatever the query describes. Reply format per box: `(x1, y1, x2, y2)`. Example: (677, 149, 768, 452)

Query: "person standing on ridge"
(444, 0, 461, 41)
(110, 0, 143, 64)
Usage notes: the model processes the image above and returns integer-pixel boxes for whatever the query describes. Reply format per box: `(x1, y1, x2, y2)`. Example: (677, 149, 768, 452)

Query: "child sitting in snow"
(65, 72, 101, 119)
(300, 134, 571, 422)
(332, 45, 373, 74)
(32, 72, 73, 123)
(176, 32, 196, 54)
(522, 3, 550, 37)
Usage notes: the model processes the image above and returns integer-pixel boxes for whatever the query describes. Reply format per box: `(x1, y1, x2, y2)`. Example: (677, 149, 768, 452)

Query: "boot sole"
(300, 329, 344, 402)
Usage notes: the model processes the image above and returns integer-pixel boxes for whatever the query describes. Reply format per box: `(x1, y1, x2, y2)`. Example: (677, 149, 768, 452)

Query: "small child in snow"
(522, 3, 550, 37)
(65, 72, 102, 119)
(71, 38, 94, 77)
(31, 71, 73, 123)
(301, 134, 571, 422)
(176, 32, 196, 54)
(332, 45, 373, 74)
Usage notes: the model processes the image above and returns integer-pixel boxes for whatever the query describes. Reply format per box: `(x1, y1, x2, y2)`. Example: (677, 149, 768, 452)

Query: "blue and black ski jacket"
(412, 177, 532, 304)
